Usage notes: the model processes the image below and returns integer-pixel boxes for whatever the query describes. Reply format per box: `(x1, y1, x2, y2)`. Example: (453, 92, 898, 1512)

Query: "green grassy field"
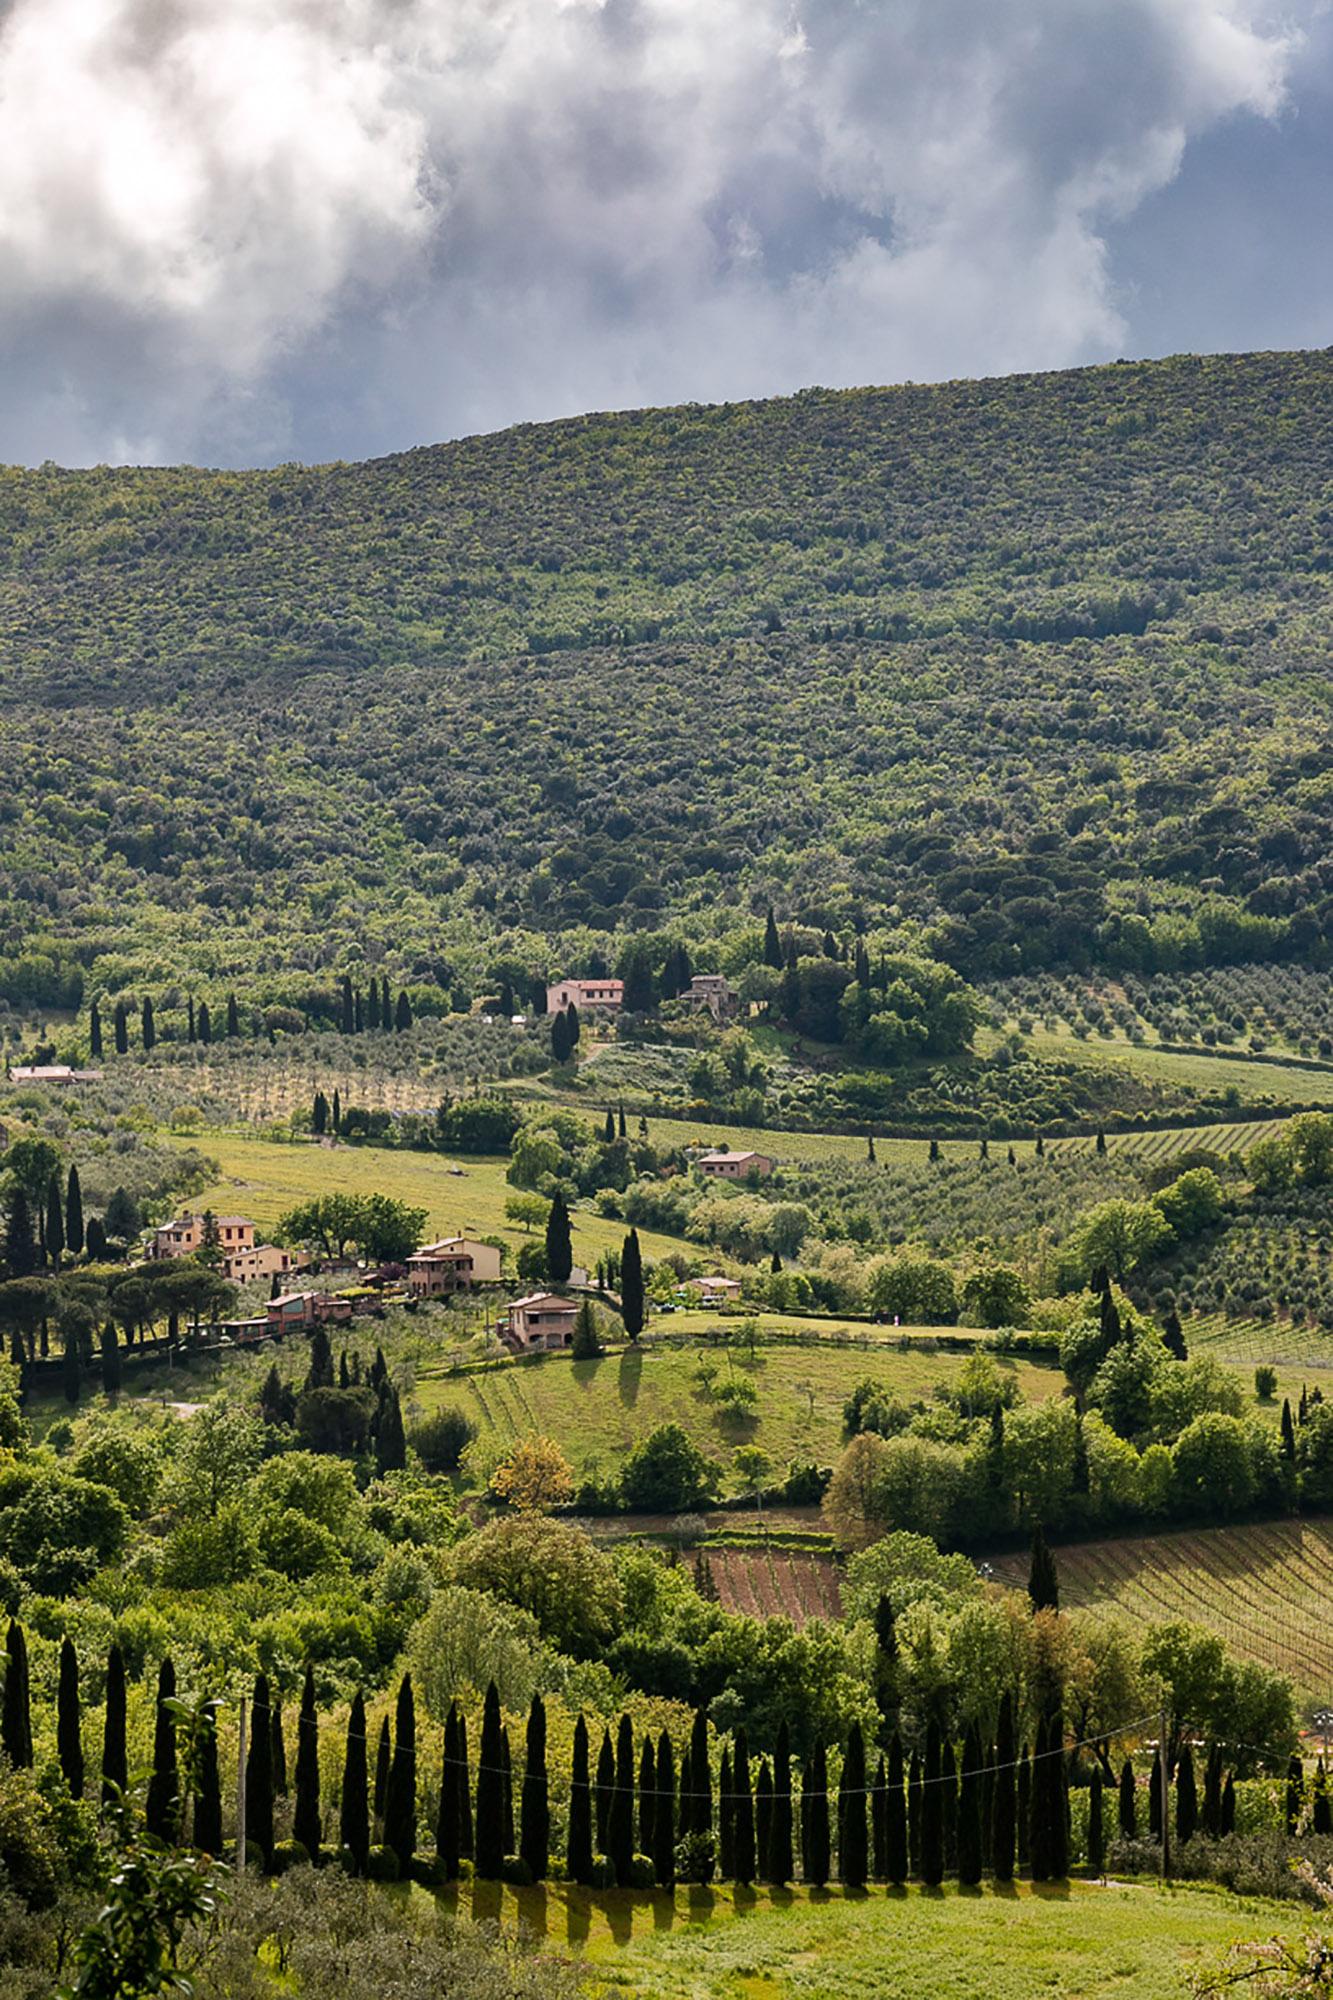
(435, 1876, 1295, 1999)
(990, 1518, 1333, 1715)
(1000, 1023, 1333, 1109)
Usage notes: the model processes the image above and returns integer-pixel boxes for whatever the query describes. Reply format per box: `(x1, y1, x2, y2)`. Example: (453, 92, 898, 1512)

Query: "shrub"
(366, 1844, 400, 1882)
(1254, 1365, 1277, 1401)
(500, 1855, 534, 1887)
(272, 1840, 310, 1875)
(589, 1855, 617, 1889)
(628, 1853, 656, 1890)
(412, 1407, 478, 1475)
(673, 1831, 715, 1885)
(411, 1854, 450, 1888)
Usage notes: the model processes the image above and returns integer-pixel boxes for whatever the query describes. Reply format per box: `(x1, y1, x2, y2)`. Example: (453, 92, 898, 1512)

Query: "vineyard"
(705, 1544, 844, 1626)
(990, 1519, 1333, 1713)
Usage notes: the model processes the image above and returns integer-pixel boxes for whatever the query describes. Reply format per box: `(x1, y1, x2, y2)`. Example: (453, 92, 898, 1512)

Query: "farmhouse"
(696, 1149, 775, 1180)
(222, 1243, 296, 1285)
(682, 1274, 743, 1302)
(545, 977, 624, 1015)
(149, 1214, 256, 1259)
(8, 1065, 103, 1084)
(681, 973, 738, 1020)
(406, 1236, 502, 1297)
(265, 1291, 354, 1332)
(504, 1291, 578, 1352)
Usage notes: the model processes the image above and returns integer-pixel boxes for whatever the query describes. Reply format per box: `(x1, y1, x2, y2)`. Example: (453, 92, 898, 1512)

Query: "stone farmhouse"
(546, 977, 624, 1015)
(406, 1236, 503, 1297)
(696, 1148, 776, 1180)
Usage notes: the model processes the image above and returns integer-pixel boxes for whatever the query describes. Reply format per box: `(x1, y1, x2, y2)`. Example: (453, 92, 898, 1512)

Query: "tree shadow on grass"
(565, 1890, 592, 1950)
(652, 1889, 677, 1931)
(618, 1345, 643, 1409)
(472, 1878, 503, 1927)
(513, 1883, 549, 1941)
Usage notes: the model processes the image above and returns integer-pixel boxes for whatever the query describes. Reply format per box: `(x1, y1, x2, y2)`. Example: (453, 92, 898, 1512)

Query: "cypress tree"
(769, 1719, 793, 1888)
(270, 1699, 287, 1797)
(1314, 1760, 1332, 1837)
(838, 1721, 867, 1889)
(690, 1709, 712, 1844)
(520, 1693, 550, 1880)
(2, 1622, 32, 1769)
(501, 1723, 515, 1860)
(395, 993, 413, 1032)
(373, 1716, 392, 1827)
(678, 1741, 693, 1846)
(921, 1720, 944, 1887)
(5, 1188, 37, 1279)
(618, 1105, 628, 1140)
(142, 996, 156, 1052)
(46, 1176, 64, 1269)
(114, 1002, 129, 1055)
(610, 1713, 635, 1885)
(65, 1166, 84, 1257)
(340, 1692, 370, 1875)
(992, 1693, 1016, 1883)
(86, 1216, 107, 1261)
(437, 1704, 461, 1879)
(1163, 1308, 1187, 1360)
(187, 999, 196, 1045)
(602, 1108, 616, 1145)
(637, 1735, 656, 1861)
(458, 1711, 473, 1859)
(100, 1323, 121, 1398)
(755, 1760, 773, 1883)
(653, 1731, 675, 1887)
(90, 1002, 103, 1058)
(368, 981, 381, 1031)
(145, 1657, 179, 1843)
(376, 1385, 406, 1475)
(957, 1723, 983, 1887)
(1017, 1744, 1031, 1868)
(733, 1726, 755, 1886)
(331, 1087, 341, 1134)
(475, 1682, 505, 1878)
(718, 1747, 735, 1880)
(1028, 1716, 1050, 1882)
(227, 994, 240, 1038)
(245, 1673, 275, 1869)
(1286, 1754, 1304, 1835)
(941, 1737, 958, 1873)
(545, 1191, 573, 1284)
(1118, 1759, 1137, 1839)
(1087, 1765, 1105, 1876)
(805, 1740, 830, 1888)
(57, 1637, 83, 1800)
(1176, 1742, 1198, 1847)
(763, 907, 782, 969)
(871, 1753, 888, 1880)
(907, 1748, 923, 1877)
(595, 1727, 615, 1853)
(798, 1755, 812, 1882)
(193, 1701, 222, 1856)
(197, 1001, 211, 1046)
(568, 1713, 595, 1885)
(294, 1664, 321, 1864)
(620, 1228, 644, 1339)
(383, 1674, 416, 1875)
(874, 1593, 898, 1733)
(101, 1643, 128, 1806)
(886, 1731, 908, 1886)
(1148, 1749, 1163, 1841)
(1221, 1772, 1236, 1835)
(1048, 1711, 1068, 1880)
(1281, 1398, 1297, 1464)
(551, 1009, 572, 1065)
(1028, 1525, 1059, 1612)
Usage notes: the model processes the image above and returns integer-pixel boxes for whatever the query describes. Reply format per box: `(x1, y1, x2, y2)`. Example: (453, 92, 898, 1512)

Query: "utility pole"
(236, 1694, 248, 1873)
(1160, 1708, 1171, 1882)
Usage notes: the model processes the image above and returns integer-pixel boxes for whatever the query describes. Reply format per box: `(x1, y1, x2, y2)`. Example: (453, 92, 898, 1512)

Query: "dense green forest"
(1, 349, 1331, 1018)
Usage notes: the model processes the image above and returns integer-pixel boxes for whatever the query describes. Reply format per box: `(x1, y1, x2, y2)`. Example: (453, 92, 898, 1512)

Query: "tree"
(1087, 1763, 1105, 1875)
(520, 1693, 549, 1880)
(729, 1725, 754, 1886)
(763, 907, 783, 969)
(957, 1722, 983, 1886)
(690, 1707, 712, 1846)
(142, 996, 156, 1052)
(1176, 1741, 1198, 1846)
(102, 1643, 128, 1806)
(568, 1713, 594, 1884)
(1028, 1525, 1060, 1612)
(57, 1636, 83, 1800)
(621, 1423, 716, 1511)
(551, 1009, 572, 1065)
(99, 1322, 122, 1399)
(62, 1321, 82, 1405)
(545, 1190, 573, 1284)
(341, 1691, 370, 1874)
(65, 1165, 84, 1258)
(294, 1663, 321, 1865)
(46, 1174, 65, 1269)
(475, 1681, 505, 1878)
(2, 1620, 32, 1769)
(653, 1729, 676, 1887)
(610, 1713, 635, 1885)
(145, 1658, 179, 1843)
(306, 1321, 335, 1392)
(312, 1091, 329, 1136)
(5, 1189, 37, 1279)
(884, 1730, 907, 1885)
(571, 1296, 602, 1359)
(395, 992, 413, 1032)
(113, 1002, 129, 1055)
(373, 1717, 391, 1827)
(920, 1720, 943, 1886)
(376, 1385, 407, 1475)
(991, 1693, 1016, 1882)
(595, 1726, 615, 1854)
(620, 1227, 645, 1339)
(193, 1701, 223, 1856)
(839, 1721, 867, 1889)
(1118, 1759, 1136, 1838)
(383, 1674, 417, 1874)
(804, 1739, 830, 1887)
(227, 993, 241, 1038)
(89, 1002, 103, 1058)
(245, 1672, 275, 1870)
(490, 1435, 575, 1513)
(436, 1704, 462, 1879)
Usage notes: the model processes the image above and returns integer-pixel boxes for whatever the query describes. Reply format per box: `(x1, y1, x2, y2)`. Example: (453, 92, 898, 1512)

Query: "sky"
(0, 0, 1328, 469)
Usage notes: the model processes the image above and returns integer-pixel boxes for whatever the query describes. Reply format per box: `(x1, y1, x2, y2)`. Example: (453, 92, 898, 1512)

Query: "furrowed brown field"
(706, 1547, 844, 1626)
(991, 1519, 1333, 1714)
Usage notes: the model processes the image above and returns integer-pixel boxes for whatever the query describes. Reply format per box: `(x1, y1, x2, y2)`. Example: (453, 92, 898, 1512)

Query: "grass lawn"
(435, 1876, 1294, 1999)
(414, 1336, 1063, 1480)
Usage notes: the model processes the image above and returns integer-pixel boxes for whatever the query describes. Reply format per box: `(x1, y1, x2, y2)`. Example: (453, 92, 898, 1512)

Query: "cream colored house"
(696, 1149, 775, 1180)
(545, 977, 624, 1015)
(406, 1237, 503, 1297)
(149, 1214, 256, 1259)
(223, 1243, 296, 1285)
(505, 1292, 579, 1351)
(683, 1275, 743, 1301)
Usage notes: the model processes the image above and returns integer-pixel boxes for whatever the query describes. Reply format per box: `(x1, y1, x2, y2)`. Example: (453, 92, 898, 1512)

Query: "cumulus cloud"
(0, 0, 1309, 464)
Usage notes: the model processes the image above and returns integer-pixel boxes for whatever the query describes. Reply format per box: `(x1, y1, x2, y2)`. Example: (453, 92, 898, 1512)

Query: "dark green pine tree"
(1087, 1764, 1105, 1876)
(193, 1702, 223, 1856)
(1201, 1746, 1222, 1839)
(763, 907, 783, 969)
(340, 978, 355, 1035)
(838, 1721, 867, 1889)
(941, 1738, 958, 1874)
(755, 1760, 773, 1883)
(57, 1637, 83, 1799)
(270, 1699, 287, 1798)
(383, 1674, 416, 1875)
(376, 1385, 407, 1475)
(89, 1002, 103, 1058)
(46, 1175, 64, 1270)
(114, 1002, 129, 1055)
(245, 1673, 275, 1869)
(1222, 1771, 1237, 1836)
(957, 1723, 983, 1887)
(874, 1593, 898, 1734)
(595, 1727, 615, 1854)
(101, 1643, 128, 1806)
(1028, 1716, 1051, 1881)
(610, 1713, 635, 1886)
(520, 1693, 550, 1881)
(145, 1657, 179, 1843)
(368, 981, 381, 1031)
(197, 1001, 211, 1046)
(437, 1704, 462, 1879)
(1162, 1308, 1187, 1361)
(908, 1748, 923, 1877)
(340, 1691, 370, 1875)
(187, 998, 196, 1044)
(1281, 1399, 1297, 1463)
(1176, 1742, 1198, 1847)
(2, 1622, 32, 1769)
(142, 996, 156, 1052)
(780, 938, 801, 1024)
(457, 1711, 473, 1860)
(618, 1105, 628, 1141)
(312, 1091, 329, 1136)
(227, 994, 240, 1038)
(545, 1191, 573, 1284)
(804, 1741, 830, 1888)
(886, 1731, 908, 1886)
(1048, 1711, 1069, 1880)
(501, 1724, 515, 1855)
(294, 1664, 322, 1865)
(6, 1187, 38, 1278)
(690, 1709, 712, 1845)
(603, 1108, 616, 1145)
(373, 1717, 392, 1828)
(1028, 1525, 1059, 1612)
(1017, 1744, 1031, 1868)
(798, 1755, 812, 1879)
(65, 1166, 84, 1257)
(395, 993, 413, 1032)
(871, 1753, 888, 1880)
(992, 1692, 1016, 1883)
(306, 1321, 334, 1391)
(551, 1009, 572, 1065)
(620, 1228, 645, 1339)
(769, 1719, 793, 1888)
(717, 1746, 735, 1880)
(920, 1721, 944, 1887)
(1118, 1759, 1137, 1838)
(568, 1714, 595, 1886)
(1149, 1748, 1163, 1841)
(732, 1726, 756, 1886)
(652, 1730, 675, 1887)
(331, 1087, 341, 1134)
(100, 1323, 121, 1398)
(637, 1736, 656, 1862)
(475, 1682, 505, 1879)
(566, 999, 580, 1047)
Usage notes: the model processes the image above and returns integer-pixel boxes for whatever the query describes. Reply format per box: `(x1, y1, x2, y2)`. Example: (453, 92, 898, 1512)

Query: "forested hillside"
(2, 348, 1331, 1010)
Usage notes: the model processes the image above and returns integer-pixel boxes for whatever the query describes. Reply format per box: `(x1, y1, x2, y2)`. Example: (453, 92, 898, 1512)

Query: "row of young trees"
(2, 1624, 1266, 1892)
(90, 993, 243, 1056)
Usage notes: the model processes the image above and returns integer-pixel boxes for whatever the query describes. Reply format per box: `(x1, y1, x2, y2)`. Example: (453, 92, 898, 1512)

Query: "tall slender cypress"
(65, 1167, 84, 1258)
(1203, 1744, 1224, 1839)
(101, 1643, 128, 1807)
(1016, 1743, 1031, 1868)
(373, 1717, 391, 1828)
(1028, 1715, 1050, 1882)
(871, 1753, 888, 1880)
(1028, 1526, 1059, 1612)
(475, 1682, 505, 1878)
(839, 1721, 868, 1889)
(637, 1736, 656, 1862)
(920, 1721, 943, 1887)
(245, 1673, 274, 1869)
(458, 1711, 473, 1859)
(805, 1741, 830, 1888)
(1148, 1749, 1163, 1841)
(620, 1228, 645, 1340)
(193, 1701, 222, 1856)
(340, 1692, 369, 1875)
(907, 1748, 923, 1877)
(1222, 1771, 1237, 1836)
(57, 1637, 83, 1799)
(500, 1723, 515, 1856)
(755, 1761, 773, 1884)
(2, 1623, 32, 1770)
(769, 1719, 794, 1888)
(957, 1723, 983, 1887)
(941, 1737, 958, 1875)
(1087, 1765, 1105, 1876)
(718, 1747, 735, 1880)
(437, 1705, 461, 1879)
(733, 1727, 756, 1886)
(100, 1323, 121, 1398)
(992, 1693, 1016, 1883)
(1176, 1742, 1198, 1847)
(690, 1709, 712, 1844)
(653, 1731, 676, 1887)
(595, 1727, 615, 1853)
(1050, 1711, 1069, 1880)
(383, 1674, 417, 1875)
(145, 1657, 179, 1843)
(520, 1694, 550, 1881)
(1118, 1759, 1137, 1839)
(270, 1698, 287, 1797)
(294, 1665, 321, 1864)
(568, 1714, 595, 1885)
(799, 1755, 813, 1882)
(610, 1714, 634, 1885)
(886, 1732, 908, 1886)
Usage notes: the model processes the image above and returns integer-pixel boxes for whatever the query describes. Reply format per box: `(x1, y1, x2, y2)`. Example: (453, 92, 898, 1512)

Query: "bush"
(628, 1853, 656, 1890)
(1254, 1365, 1277, 1401)
(589, 1855, 617, 1889)
(412, 1406, 477, 1474)
(500, 1855, 534, 1887)
(672, 1830, 715, 1885)
(271, 1839, 310, 1875)
(366, 1844, 400, 1882)
(411, 1853, 450, 1888)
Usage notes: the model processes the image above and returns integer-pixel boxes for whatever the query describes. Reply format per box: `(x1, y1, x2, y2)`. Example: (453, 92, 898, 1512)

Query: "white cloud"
(0, 0, 1309, 463)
